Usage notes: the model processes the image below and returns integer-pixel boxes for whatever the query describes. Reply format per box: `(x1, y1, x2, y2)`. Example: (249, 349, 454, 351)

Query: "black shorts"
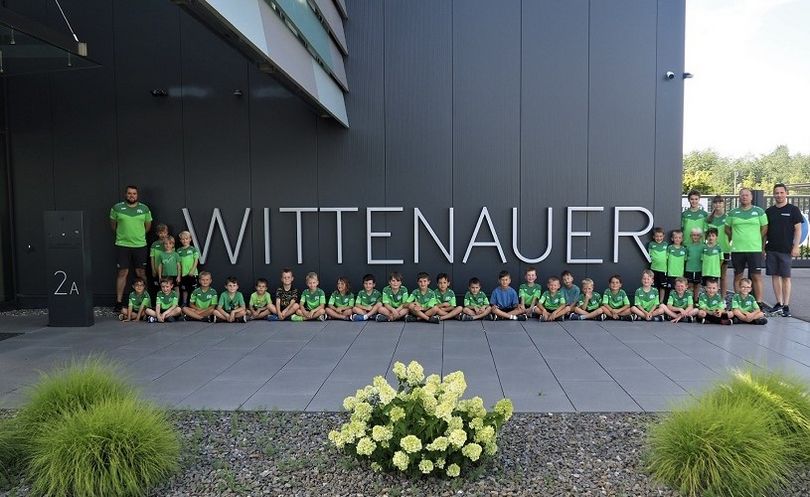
(731, 252, 763, 275)
(652, 270, 668, 289)
(684, 271, 701, 284)
(765, 251, 792, 277)
(722, 252, 731, 264)
(180, 275, 198, 293)
(666, 276, 679, 289)
(498, 306, 516, 313)
(116, 246, 147, 271)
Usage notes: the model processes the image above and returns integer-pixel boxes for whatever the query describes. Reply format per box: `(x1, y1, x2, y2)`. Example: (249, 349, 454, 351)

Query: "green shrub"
(646, 397, 793, 497)
(17, 357, 134, 435)
(0, 418, 24, 489)
(28, 397, 180, 497)
(708, 369, 810, 461)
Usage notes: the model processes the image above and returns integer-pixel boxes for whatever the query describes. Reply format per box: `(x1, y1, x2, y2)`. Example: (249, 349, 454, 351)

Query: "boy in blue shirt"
(490, 270, 527, 321)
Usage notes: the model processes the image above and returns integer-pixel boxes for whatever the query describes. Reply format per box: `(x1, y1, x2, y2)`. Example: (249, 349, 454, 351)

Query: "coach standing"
(725, 188, 768, 308)
(765, 183, 803, 317)
(110, 185, 152, 310)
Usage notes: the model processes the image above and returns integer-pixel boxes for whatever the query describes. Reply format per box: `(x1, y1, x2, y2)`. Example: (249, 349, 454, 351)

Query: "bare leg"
(116, 269, 129, 304)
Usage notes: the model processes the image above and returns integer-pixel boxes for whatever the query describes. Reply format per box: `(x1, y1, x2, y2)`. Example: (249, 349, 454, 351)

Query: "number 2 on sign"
(54, 270, 79, 295)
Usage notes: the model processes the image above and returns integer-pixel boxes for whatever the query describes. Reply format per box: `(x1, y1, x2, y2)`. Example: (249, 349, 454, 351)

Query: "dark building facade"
(1, 0, 684, 305)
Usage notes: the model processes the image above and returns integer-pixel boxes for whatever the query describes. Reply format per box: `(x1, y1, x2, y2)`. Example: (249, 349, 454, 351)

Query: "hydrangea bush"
(328, 360, 513, 477)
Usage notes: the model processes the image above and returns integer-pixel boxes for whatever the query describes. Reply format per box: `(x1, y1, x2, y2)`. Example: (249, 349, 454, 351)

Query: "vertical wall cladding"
(179, 12, 253, 288)
(587, 0, 657, 287)
(313, 0, 385, 288)
(520, 0, 589, 283)
(655, 0, 685, 233)
(113, 0, 184, 233)
(452, 0, 521, 292)
(384, 1, 452, 286)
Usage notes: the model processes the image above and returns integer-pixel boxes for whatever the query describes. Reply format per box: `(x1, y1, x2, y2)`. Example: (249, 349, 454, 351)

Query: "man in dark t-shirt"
(765, 183, 803, 317)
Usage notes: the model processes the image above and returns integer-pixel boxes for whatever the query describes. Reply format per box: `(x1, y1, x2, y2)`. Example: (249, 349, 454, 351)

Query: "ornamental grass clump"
(27, 397, 180, 497)
(328, 360, 513, 478)
(646, 397, 793, 497)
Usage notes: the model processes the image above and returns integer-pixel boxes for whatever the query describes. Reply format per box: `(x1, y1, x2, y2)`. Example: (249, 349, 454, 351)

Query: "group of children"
(119, 215, 767, 326)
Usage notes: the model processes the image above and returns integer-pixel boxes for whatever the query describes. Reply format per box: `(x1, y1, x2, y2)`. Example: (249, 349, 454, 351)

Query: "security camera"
(665, 71, 676, 80)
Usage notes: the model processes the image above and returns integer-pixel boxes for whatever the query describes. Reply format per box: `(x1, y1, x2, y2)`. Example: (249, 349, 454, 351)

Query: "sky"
(684, 0, 810, 157)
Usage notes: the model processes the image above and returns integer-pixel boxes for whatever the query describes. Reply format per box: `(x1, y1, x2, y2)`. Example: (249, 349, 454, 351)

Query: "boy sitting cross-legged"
(377, 272, 412, 322)
(569, 278, 603, 321)
(182, 271, 218, 322)
(731, 277, 768, 325)
(462, 277, 491, 321)
(662, 277, 696, 323)
(407, 272, 441, 324)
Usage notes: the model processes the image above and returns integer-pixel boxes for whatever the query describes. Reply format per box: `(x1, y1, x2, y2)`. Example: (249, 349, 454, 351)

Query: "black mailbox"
(45, 211, 94, 327)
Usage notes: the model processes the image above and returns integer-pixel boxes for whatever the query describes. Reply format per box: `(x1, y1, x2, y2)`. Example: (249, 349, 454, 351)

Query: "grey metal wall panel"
(314, 0, 385, 287)
(385, 0, 453, 282)
(452, 0, 522, 292)
(520, 0, 589, 282)
(655, 0, 685, 234)
(587, 0, 657, 288)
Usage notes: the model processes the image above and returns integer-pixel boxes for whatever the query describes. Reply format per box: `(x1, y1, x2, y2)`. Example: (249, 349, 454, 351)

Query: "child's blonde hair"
(739, 277, 752, 287)
(581, 278, 594, 288)
(178, 230, 192, 240)
(641, 269, 654, 279)
(674, 276, 687, 286)
(164, 235, 175, 247)
(306, 271, 319, 282)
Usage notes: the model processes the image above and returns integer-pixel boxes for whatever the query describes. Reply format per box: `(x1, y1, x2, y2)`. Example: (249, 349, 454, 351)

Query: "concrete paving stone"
(177, 378, 266, 410)
(633, 394, 693, 412)
(676, 379, 720, 396)
(0, 388, 28, 408)
(306, 379, 361, 412)
(0, 316, 47, 333)
(646, 357, 723, 381)
(544, 357, 612, 381)
(207, 332, 273, 350)
(241, 392, 312, 410)
(500, 373, 565, 395)
(509, 392, 574, 412)
(533, 342, 591, 359)
(608, 368, 689, 396)
(256, 368, 330, 395)
(623, 341, 692, 360)
(285, 347, 350, 365)
(125, 356, 193, 381)
(560, 381, 642, 412)
(171, 349, 248, 374)
(594, 354, 655, 370)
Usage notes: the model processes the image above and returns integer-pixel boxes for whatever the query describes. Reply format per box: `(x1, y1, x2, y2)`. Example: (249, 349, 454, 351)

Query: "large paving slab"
(3, 312, 810, 412)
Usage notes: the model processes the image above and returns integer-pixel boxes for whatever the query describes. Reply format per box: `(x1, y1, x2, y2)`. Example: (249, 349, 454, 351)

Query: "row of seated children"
(119, 266, 767, 326)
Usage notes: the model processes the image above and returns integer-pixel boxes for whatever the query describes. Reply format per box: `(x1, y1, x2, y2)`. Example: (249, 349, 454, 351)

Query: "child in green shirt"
(294, 272, 326, 321)
(247, 278, 274, 321)
(435, 273, 463, 321)
(539, 276, 570, 322)
(146, 278, 181, 323)
(352, 274, 382, 321)
(377, 272, 413, 322)
(326, 276, 355, 321)
(685, 228, 704, 302)
(182, 271, 218, 322)
(662, 277, 695, 323)
(600, 275, 632, 321)
(648, 227, 669, 303)
(408, 272, 440, 324)
(149, 223, 169, 288)
(462, 277, 491, 321)
(213, 276, 247, 323)
(569, 278, 603, 321)
(730, 277, 767, 325)
(518, 266, 542, 318)
(697, 279, 731, 325)
(157, 235, 181, 290)
(177, 230, 200, 307)
(120, 277, 151, 322)
(630, 270, 664, 321)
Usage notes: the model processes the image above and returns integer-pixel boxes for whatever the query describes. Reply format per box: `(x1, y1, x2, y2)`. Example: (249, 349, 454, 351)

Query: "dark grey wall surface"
(5, 0, 683, 304)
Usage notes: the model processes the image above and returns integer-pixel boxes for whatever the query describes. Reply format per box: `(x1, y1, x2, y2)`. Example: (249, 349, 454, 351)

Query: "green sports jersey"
(725, 206, 768, 253)
(681, 208, 708, 245)
(685, 243, 704, 273)
(666, 245, 687, 277)
(708, 214, 731, 253)
(190, 287, 218, 309)
(382, 286, 412, 307)
(667, 291, 693, 309)
(435, 289, 457, 307)
(249, 292, 271, 309)
(300, 288, 326, 310)
(731, 293, 759, 312)
(411, 288, 438, 308)
(177, 246, 200, 277)
(540, 290, 567, 310)
(634, 287, 659, 312)
(519, 284, 542, 306)
(702, 244, 723, 278)
(156, 291, 178, 310)
(577, 291, 602, 312)
(219, 291, 245, 311)
(328, 291, 355, 307)
(602, 289, 630, 309)
(355, 289, 381, 307)
(464, 291, 489, 307)
(648, 241, 668, 272)
(698, 292, 725, 311)
(150, 240, 165, 264)
(110, 202, 152, 248)
(159, 251, 180, 277)
(128, 291, 151, 309)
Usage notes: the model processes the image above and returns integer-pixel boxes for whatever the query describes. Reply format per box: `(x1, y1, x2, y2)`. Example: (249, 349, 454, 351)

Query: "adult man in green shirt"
(725, 188, 768, 307)
(109, 185, 152, 311)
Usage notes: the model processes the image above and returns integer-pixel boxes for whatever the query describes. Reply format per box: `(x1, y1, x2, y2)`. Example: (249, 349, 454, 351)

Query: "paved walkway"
(3, 312, 810, 413)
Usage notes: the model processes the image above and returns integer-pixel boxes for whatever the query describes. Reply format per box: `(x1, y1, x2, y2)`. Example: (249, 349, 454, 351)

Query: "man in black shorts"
(109, 186, 152, 310)
(725, 188, 769, 308)
(765, 183, 803, 317)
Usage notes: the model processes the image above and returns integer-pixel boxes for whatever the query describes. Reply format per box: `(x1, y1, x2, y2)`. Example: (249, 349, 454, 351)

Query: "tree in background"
(683, 146, 810, 194)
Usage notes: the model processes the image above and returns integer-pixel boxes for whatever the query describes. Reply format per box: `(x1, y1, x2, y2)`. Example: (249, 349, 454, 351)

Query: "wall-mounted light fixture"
(151, 89, 168, 97)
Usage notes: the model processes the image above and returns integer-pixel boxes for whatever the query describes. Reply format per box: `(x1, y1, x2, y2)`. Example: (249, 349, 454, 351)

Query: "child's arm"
(157, 263, 163, 281)
(175, 261, 182, 282)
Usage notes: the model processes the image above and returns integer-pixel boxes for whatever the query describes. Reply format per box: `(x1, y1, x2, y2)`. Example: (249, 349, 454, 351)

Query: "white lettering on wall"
(366, 207, 404, 264)
(279, 207, 318, 264)
(512, 207, 552, 264)
(414, 208, 454, 264)
(182, 208, 251, 264)
(320, 207, 359, 264)
(463, 207, 506, 264)
(567, 206, 604, 264)
(613, 206, 654, 263)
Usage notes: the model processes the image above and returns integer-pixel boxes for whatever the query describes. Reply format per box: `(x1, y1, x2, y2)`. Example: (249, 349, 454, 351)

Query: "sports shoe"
(318, 314, 327, 321)
(653, 316, 664, 322)
(732, 317, 741, 324)
(755, 317, 768, 325)
(770, 303, 783, 315)
(351, 314, 365, 322)
(537, 315, 546, 322)
(147, 316, 157, 323)
(375, 314, 389, 322)
(630, 314, 638, 322)
(517, 315, 527, 322)
(166, 316, 176, 323)
(461, 314, 474, 321)
(180, 314, 187, 322)
(488, 314, 497, 321)
(622, 316, 633, 322)
(721, 318, 733, 325)
(429, 316, 440, 324)
(700, 317, 706, 324)
(757, 302, 771, 313)
(208, 315, 215, 323)
(267, 314, 279, 321)
(243, 315, 249, 323)
(568, 313, 581, 321)
(404, 315, 418, 322)
(600, 314, 607, 321)
(113, 301, 124, 312)
(555, 316, 564, 322)
(118, 313, 125, 321)
(291, 315, 304, 322)
(782, 305, 792, 317)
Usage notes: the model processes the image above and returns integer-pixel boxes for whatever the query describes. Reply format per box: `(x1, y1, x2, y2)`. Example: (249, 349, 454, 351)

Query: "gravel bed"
(4, 410, 810, 497)
(0, 307, 117, 318)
